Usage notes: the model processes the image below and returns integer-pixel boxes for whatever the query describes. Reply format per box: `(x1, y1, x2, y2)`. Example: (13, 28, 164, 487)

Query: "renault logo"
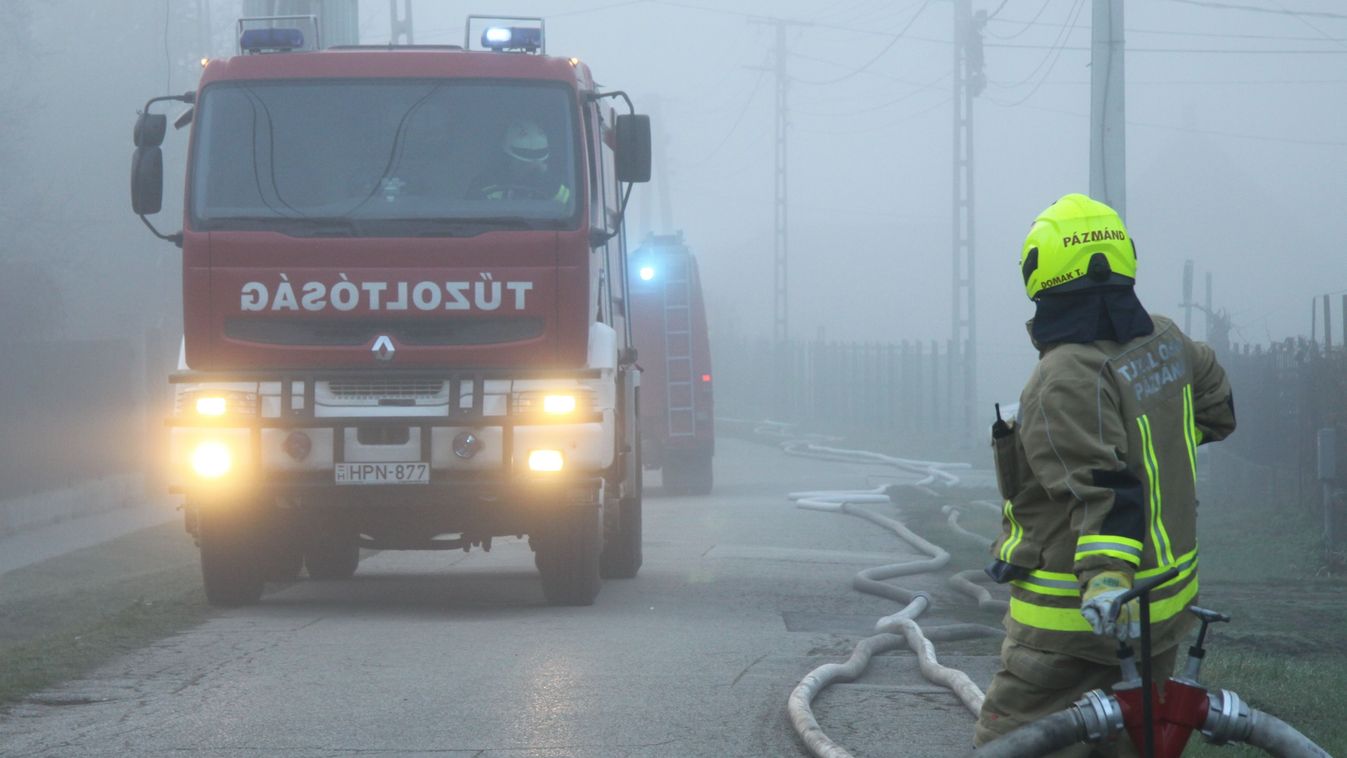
(372, 335, 395, 362)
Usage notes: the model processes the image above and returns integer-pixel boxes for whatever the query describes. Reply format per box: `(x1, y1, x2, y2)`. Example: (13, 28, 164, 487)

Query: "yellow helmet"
(1020, 194, 1136, 300)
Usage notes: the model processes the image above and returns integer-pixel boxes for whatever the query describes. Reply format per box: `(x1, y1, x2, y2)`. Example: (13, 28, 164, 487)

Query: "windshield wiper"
(406, 217, 549, 237)
(209, 216, 364, 237)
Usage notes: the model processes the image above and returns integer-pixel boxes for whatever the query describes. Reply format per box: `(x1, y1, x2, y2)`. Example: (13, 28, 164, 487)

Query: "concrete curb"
(0, 474, 151, 536)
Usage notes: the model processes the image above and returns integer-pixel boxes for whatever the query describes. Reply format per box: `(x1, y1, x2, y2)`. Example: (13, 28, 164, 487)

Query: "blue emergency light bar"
(481, 26, 542, 53)
(240, 28, 305, 53)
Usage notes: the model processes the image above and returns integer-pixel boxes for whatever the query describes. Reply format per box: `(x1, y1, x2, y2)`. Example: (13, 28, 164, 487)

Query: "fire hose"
(778, 440, 1002, 758)
(764, 428, 1331, 758)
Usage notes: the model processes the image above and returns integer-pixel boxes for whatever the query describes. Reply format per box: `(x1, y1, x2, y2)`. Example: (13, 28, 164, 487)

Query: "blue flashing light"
(638, 266, 656, 282)
(481, 26, 542, 52)
(240, 28, 305, 53)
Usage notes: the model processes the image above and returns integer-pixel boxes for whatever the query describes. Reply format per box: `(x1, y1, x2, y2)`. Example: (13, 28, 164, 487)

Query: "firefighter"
(466, 118, 572, 204)
(973, 194, 1236, 756)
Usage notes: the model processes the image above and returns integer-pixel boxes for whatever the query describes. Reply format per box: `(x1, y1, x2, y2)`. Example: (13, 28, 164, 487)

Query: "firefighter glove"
(1080, 570, 1140, 641)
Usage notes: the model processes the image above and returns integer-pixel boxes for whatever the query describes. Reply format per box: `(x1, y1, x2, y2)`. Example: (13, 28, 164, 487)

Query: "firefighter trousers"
(973, 638, 1179, 757)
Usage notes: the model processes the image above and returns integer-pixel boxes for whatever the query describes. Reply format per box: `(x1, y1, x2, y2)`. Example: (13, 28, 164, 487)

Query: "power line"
(1163, 0, 1347, 20)
(986, 0, 1087, 106)
(989, 16, 1347, 43)
(984, 0, 1053, 40)
(792, 0, 933, 85)
(1267, 0, 1347, 50)
(986, 100, 1347, 147)
(985, 41, 1347, 53)
(684, 56, 771, 167)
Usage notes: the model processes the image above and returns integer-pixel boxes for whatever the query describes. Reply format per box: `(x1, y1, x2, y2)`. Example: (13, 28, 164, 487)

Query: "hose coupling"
(1202, 688, 1252, 745)
(1074, 689, 1124, 743)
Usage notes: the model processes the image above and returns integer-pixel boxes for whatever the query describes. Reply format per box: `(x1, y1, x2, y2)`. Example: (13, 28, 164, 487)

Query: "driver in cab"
(467, 119, 572, 205)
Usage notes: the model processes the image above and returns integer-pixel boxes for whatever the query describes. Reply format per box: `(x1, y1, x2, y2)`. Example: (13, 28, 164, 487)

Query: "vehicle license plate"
(334, 462, 430, 485)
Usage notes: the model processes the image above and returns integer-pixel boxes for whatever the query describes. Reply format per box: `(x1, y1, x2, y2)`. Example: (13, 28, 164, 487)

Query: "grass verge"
(895, 483, 1347, 755)
(0, 521, 208, 707)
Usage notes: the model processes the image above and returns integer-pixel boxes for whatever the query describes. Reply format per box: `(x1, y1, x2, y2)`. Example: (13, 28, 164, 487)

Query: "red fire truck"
(129, 17, 650, 606)
(629, 233, 714, 495)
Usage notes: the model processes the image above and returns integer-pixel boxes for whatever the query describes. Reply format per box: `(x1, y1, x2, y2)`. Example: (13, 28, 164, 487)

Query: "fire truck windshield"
(189, 79, 580, 236)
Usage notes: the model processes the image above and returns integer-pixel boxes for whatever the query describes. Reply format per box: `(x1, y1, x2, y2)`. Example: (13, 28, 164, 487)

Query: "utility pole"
(749, 17, 806, 416)
(390, 0, 414, 45)
(951, 0, 984, 442)
(1090, 0, 1125, 217)
(241, 1, 358, 47)
(1182, 259, 1194, 334)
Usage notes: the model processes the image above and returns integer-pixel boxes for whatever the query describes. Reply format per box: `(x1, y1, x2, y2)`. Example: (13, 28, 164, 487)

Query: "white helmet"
(502, 119, 549, 163)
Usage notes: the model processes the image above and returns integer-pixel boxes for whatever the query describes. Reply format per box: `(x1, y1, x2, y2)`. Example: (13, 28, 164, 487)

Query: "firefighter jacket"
(989, 314, 1236, 664)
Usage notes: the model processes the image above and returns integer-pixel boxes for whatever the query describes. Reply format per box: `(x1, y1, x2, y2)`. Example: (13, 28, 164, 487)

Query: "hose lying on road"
(1244, 709, 1333, 758)
(969, 703, 1331, 758)
(780, 442, 1003, 758)
(965, 709, 1088, 758)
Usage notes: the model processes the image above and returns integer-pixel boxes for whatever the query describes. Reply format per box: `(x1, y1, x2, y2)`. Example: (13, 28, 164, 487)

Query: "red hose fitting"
(1113, 679, 1210, 758)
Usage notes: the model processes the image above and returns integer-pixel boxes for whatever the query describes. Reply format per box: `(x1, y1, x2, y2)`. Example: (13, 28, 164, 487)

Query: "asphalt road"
(0, 438, 999, 758)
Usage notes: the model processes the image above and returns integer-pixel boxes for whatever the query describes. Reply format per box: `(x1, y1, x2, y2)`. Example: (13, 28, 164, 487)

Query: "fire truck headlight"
(515, 390, 593, 416)
(638, 266, 656, 281)
(528, 449, 564, 472)
(191, 441, 233, 479)
(542, 394, 577, 415)
(183, 389, 257, 418)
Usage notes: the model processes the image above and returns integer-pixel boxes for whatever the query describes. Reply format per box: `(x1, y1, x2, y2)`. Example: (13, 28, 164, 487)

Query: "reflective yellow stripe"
(1074, 548, 1141, 564)
(1075, 534, 1143, 566)
(1015, 548, 1198, 603)
(999, 499, 1023, 563)
(1182, 385, 1198, 483)
(1012, 573, 1080, 597)
(1136, 415, 1175, 566)
(1010, 572, 1199, 632)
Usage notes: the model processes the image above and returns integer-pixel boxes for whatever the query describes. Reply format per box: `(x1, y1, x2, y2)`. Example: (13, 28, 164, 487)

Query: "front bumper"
(167, 367, 615, 494)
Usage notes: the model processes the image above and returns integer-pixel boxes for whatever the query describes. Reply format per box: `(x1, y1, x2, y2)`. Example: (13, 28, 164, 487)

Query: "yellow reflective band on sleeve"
(1075, 534, 1143, 566)
(999, 500, 1023, 563)
(1013, 569, 1080, 598)
(1138, 547, 1198, 584)
(1136, 415, 1176, 566)
(1010, 571, 1199, 632)
(1182, 384, 1199, 483)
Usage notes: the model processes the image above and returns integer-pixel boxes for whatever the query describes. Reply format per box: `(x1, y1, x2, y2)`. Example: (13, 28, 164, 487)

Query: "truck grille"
(224, 317, 545, 347)
(326, 380, 447, 400)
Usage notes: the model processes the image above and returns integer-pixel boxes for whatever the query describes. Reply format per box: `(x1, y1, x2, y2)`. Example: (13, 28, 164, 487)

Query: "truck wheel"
(263, 542, 304, 582)
(305, 533, 360, 580)
(198, 506, 265, 607)
(535, 505, 602, 606)
(664, 451, 714, 496)
(601, 449, 643, 579)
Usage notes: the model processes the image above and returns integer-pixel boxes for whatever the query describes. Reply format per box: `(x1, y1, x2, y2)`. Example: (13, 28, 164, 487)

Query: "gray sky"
(5, 0, 1345, 400)
(384, 0, 1347, 397)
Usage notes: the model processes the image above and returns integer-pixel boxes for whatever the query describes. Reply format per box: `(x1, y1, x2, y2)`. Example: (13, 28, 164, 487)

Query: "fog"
(4, 0, 1344, 412)
(1, 3, 1345, 751)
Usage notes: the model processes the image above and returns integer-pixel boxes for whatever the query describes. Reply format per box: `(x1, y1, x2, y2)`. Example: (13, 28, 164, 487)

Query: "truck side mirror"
(131, 146, 164, 215)
(615, 114, 651, 183)
(134, 112, 167, 147)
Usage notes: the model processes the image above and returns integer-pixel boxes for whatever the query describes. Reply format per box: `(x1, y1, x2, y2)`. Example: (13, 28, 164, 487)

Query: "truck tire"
(600, 448, 643, 579)
(305, 533, 360, 580)
(664, 451, 713, 496)
(535, 505, 602, 606)
(263, 542, 304, 582)
(198, 506, 265, 607)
